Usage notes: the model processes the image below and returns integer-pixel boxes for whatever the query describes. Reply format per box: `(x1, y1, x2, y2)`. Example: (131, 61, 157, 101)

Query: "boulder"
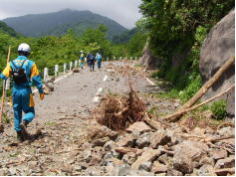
(139, 40, 160, 70)
(200, 9, 235, 115)
(173, 141, 209, 174)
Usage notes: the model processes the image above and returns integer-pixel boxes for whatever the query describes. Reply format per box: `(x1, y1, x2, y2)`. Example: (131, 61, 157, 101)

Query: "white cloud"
(0, 0, 142, 28)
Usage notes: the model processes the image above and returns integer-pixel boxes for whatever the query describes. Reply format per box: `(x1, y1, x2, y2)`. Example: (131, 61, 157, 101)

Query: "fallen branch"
(206, 135, 235, 143)
(182, 56, 235, 109)
(115, 147, 143, 155)
(164, 84, 235, 122)
(166, 56, 235, 122)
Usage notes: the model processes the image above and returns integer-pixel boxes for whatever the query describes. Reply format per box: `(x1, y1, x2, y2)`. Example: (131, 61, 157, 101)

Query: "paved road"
(35, 61, 149, 123)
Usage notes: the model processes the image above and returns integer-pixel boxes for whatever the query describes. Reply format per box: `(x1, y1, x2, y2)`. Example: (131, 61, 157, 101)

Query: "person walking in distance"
(0, 43, 45, 142)
(86, 52, 95, 72)
(79, 50, 85, 69)
(95, 52, 102, 69)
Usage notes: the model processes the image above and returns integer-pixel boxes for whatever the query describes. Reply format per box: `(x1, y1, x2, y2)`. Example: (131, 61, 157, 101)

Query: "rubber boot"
(20, 121, 30, 140)
(17, 131, 25, 142)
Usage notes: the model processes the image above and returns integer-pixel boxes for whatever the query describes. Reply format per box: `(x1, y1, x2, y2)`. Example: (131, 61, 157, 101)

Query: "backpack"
(10, 60, 28, 85)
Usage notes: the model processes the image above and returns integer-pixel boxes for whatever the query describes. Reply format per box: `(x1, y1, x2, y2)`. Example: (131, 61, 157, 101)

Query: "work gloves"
(40, 93, 45, 100)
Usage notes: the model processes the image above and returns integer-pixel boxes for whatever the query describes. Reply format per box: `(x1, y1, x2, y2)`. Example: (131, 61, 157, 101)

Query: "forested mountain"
(0, 21, 19, 37)
(112, 28, 138, 44)
(3, 9, 127, 39)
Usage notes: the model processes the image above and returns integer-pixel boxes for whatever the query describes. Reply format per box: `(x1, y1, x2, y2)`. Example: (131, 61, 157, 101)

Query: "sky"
(0, 0, 143, 29)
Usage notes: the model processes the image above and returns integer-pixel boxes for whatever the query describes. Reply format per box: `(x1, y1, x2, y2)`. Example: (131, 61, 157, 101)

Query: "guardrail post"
(74, 60, 78, 68)
(54, 64, 59, 77)
(63, 63, 67, 74)
(69, 62, 73, 70)
(44, 67, 49, 81)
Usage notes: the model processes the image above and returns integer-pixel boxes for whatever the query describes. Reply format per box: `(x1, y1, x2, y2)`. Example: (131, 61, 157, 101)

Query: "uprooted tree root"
(94, 87, 146, 131)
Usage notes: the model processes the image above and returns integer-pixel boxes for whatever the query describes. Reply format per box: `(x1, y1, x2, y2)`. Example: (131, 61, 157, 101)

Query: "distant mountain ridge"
(3, 9, 127, 38)
(0, 21, 19, 37)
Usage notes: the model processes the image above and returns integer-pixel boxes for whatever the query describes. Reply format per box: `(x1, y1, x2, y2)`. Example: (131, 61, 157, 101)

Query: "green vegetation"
(210, 100, 227, 120)
(0, 21, 20, 37)
(0, 22, 147, 74)
(140, 0, 234, 102)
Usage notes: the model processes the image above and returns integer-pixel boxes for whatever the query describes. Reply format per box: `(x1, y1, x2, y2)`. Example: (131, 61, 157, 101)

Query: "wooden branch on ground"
(115, 147, 143, 155)
(164, 84, 235, 122)
(206, 135, 235, 143)
(164, 56, 235, 122)
(182, 56, 235, 109)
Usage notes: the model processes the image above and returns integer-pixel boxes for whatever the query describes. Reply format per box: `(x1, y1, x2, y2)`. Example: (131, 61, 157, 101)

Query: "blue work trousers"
(12, 87, 35, 132)
(97, 60, 102, 69)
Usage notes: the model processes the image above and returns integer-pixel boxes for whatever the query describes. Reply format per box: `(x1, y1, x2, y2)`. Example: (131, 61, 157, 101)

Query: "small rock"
(112, 164, 130, 176)
(139, 161, 152, 171)
(210, 149, 228, 160)
(104, 140, 116, 151)
(8, 168, 17, 175)
(83, 149, 92, 162)
(167, 168, 183, 176)
(116, 134, 135, 147)
(150, 131, 171, 148)
(122, 152, 137, 165)
(158, 154, 171, 165)
(215, 156, 235, 169)
(174, 102, 180, 108)
(215, 168, 235, 176)
(152, 161, 168, 173)
(192, 127, 205, 136)
(197, 164, 216, 176)
(61, 164, 73, 173)
(202, 110, 213, 119)
(131, 148, 161, 170)
(126, 122, 152, 134)
(199, 156, 215, 166)
(92, 136, 110, 147)
(218, 126, 235, 137)
(0, 169, 5, 176)
(136, 132, 151, 148)
(129, 170, 155, 176)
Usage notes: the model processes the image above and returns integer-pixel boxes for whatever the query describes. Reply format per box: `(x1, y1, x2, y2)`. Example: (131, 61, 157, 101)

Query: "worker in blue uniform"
(0, 43, 44, 142)
(79, 50, 85, 69)
(95, 52, 102, 69)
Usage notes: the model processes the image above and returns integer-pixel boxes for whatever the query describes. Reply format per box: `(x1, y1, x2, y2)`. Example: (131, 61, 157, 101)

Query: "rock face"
(200, 9, 235, 115)
(139, 40, 160, 69)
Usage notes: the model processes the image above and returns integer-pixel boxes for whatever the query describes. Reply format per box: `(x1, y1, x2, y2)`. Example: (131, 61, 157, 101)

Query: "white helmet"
(18, 43, 31, 53)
